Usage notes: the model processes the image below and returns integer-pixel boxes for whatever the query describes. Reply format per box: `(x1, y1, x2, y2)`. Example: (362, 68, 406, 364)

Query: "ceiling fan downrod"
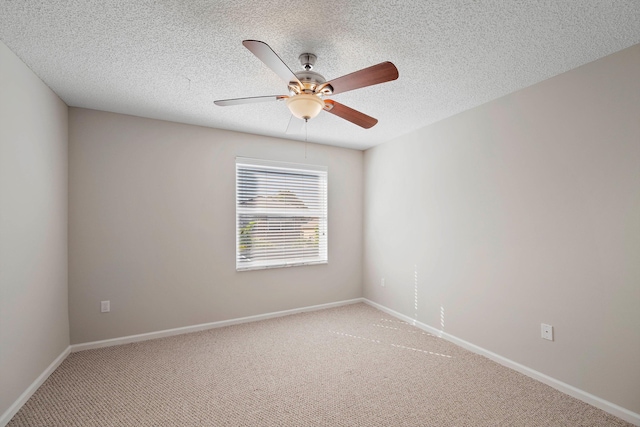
(299, 53, 316, 71)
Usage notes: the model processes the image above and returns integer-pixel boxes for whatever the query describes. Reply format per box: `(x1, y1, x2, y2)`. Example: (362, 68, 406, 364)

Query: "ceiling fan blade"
(243, 40, 303, 86)
(285, 115, 305, 134)
(325, 62, 399, 95)
(214, 95, 287, 106)
(323, 100, 378, 129)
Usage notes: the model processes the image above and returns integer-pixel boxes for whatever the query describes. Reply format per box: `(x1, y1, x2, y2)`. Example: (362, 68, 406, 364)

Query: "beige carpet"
(9, 303, 632, 426)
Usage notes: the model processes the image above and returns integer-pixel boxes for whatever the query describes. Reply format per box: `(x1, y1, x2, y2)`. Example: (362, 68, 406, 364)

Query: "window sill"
(236, 260, 328, 272)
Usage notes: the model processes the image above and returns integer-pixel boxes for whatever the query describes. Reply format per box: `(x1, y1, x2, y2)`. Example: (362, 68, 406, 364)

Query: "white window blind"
(236, 157, 328, 271)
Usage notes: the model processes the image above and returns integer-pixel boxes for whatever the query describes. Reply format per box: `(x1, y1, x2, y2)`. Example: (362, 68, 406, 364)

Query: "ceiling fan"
(214, 40, 399, 131)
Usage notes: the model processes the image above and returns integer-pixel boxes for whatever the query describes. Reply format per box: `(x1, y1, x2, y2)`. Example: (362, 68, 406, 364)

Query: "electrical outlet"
(101, 300, 110, 313)
(381, 277, 385, 287)
(541, 323, 553, 341)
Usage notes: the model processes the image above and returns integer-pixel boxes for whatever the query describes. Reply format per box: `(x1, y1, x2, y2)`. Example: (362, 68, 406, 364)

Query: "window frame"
(235, 157, 328, 271)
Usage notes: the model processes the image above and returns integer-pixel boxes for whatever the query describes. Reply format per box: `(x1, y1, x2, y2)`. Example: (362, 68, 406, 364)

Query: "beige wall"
(0, 42, 69, 417)
(68, 108, 363, 344)
(363, 44, 640, 413)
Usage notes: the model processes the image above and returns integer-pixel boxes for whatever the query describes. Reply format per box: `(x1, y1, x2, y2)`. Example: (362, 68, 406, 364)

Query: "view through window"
(236, 158, 328, 271)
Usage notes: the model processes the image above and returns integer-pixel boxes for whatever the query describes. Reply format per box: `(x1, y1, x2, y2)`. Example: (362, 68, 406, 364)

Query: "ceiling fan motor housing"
(289, 70, 327, 94)
(287, 53, 334, 96)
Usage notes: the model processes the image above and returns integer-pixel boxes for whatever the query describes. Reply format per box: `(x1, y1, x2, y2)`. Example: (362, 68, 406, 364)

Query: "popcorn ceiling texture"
(1, 1, 639, 150)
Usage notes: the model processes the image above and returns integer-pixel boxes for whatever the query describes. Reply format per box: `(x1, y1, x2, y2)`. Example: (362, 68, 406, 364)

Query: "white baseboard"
(11, 298, 635, 426)
(0, 346, 71, 427)
(71, 298, 365, 352)
(363, 298, 640, 426)
(3, 298, 363, 425)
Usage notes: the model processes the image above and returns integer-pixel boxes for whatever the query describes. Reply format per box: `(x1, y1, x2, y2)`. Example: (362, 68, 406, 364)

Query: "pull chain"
(304, 118, 308, 159)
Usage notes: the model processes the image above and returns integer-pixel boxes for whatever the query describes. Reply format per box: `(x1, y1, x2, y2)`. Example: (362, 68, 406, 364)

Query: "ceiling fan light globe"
(286, 94, 324, 120)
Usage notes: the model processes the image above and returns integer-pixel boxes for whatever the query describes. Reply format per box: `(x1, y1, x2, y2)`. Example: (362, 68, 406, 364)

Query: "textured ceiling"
(1, 1, 639, 150)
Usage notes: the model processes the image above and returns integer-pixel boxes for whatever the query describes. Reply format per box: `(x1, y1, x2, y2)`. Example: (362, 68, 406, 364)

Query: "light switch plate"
(101, 300, 110, 313)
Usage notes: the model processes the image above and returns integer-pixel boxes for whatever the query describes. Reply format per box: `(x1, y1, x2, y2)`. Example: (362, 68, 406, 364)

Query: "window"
(236, 157, 328, 271)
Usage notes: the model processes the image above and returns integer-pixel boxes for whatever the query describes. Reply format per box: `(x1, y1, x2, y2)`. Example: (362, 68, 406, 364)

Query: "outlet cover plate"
(541, 323, 553, 341)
